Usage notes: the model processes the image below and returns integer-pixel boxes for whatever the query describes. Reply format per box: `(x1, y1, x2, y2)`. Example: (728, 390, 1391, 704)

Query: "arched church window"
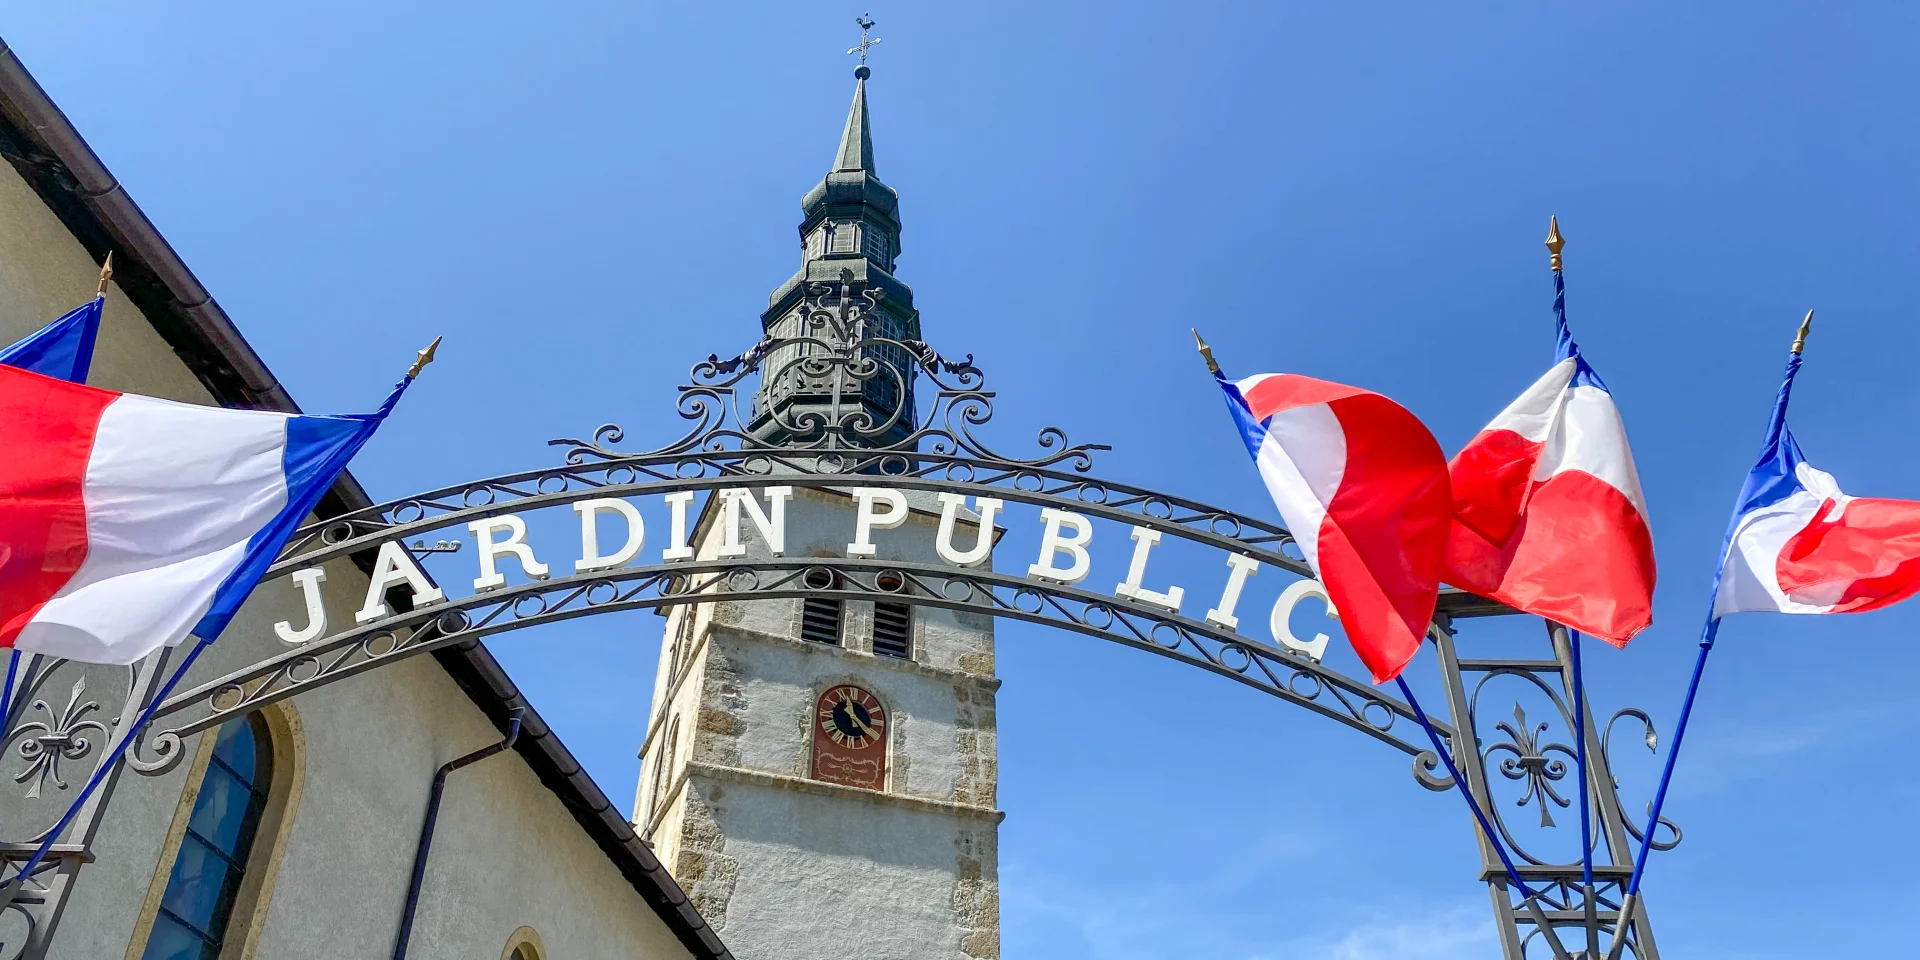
(500, 925, 545, 960)
(810, 685, 887, 791)
(140, 714, 274, 960)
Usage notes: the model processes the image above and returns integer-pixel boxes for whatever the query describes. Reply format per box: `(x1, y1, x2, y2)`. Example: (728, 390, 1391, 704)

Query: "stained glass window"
(141, 715, 273, 960)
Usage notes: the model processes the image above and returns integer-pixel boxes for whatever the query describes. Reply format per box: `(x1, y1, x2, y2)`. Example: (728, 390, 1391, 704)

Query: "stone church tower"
(633, 66, 1002, 960)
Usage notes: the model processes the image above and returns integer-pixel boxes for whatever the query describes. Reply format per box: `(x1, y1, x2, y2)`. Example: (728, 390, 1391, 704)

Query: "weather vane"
(848, 13, 881, 65)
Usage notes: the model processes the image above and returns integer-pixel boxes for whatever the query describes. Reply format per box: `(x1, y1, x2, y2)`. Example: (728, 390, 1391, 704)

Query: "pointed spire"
(834, 67, 876, 174)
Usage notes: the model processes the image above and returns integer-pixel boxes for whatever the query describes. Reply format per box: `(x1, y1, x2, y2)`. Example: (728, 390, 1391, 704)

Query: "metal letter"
(662, 490, 696, 561)
(848, 489, 909, 557)
(469, 515, 551, 591)
(356, 541, 447, 623)
(718, 486, 793, 558)
(1270, 578, 1335, 661)
(1114, 525, 1184, 612)
(934, 493, 1001, 566)
(1204, 553, 1261, 630)
(274, 567, 329, 644)
(1027, 508, 1093, 585)
(574, 498, 646, 572)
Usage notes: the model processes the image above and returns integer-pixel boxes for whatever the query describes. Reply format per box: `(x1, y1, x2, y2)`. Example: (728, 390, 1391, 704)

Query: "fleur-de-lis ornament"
(13, 677, 108, 800)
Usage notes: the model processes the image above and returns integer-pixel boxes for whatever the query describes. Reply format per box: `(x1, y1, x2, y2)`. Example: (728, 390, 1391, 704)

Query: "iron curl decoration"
(544, 266, 1109, 472)
(1604, 707, 1682, 853)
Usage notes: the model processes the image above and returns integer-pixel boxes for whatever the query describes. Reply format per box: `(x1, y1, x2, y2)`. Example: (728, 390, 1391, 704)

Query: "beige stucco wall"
(0, 162, 696, 959)
(0, 167, 207, 405)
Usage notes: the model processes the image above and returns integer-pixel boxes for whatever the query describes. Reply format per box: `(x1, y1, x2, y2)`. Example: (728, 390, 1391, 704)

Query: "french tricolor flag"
(1445, 282, 1656, 645)
(1713, 345, 1920, 617)
(0, 296, 103, 383)
(0, 364, 405, 664)
(1218, 371, 1452, 683)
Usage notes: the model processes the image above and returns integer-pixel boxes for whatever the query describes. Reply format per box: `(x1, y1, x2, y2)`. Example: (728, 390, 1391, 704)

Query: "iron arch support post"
(1423, 617, 1669, 959)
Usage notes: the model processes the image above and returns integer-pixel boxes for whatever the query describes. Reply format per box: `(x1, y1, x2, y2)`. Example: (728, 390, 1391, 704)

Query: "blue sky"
(11, 3, 1920, 957)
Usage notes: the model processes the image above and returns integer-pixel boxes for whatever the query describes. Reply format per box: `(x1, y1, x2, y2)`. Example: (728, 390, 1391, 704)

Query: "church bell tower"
(634, 45, 1003, 960)
(748, 57, 921, 449)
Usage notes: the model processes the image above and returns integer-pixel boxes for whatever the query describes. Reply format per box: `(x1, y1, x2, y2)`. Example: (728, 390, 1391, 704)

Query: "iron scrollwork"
(1605, 707, 1681, 854)
(549, 267, 1107, 472)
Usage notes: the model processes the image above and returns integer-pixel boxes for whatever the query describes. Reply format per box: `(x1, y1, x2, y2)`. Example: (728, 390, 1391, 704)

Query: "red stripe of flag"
(0, 366, 116, 647)
(1320, 392, 1451, 681)
(1240, 373, 1451, 684)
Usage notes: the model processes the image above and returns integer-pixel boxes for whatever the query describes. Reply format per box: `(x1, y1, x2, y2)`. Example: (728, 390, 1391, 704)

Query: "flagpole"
(1, 339, 441, 907)
(0, 652, 17, 722)
(1544, 217, 1601, 950)
(1190, 336, 1536, 883)
(0, 254, 114, 723)
(1567, 627, 1600, 937)
(1193, 330, 1583, 958)
(1604, 309, 1817, 960)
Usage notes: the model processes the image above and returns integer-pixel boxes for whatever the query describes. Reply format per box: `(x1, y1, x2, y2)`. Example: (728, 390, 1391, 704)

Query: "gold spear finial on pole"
(1791, 309, 1814, 355)
(1545, 216, 1565, 272)
(1192, 328, 1220, 375)
(96, 251, 113, 297)
(407, 336, 442, 378)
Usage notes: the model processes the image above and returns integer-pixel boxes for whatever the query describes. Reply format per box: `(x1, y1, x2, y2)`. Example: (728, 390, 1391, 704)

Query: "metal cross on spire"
(848, 13, 881, 64)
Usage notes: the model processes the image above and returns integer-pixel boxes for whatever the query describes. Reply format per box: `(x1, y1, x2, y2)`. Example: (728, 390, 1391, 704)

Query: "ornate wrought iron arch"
(125, 555, 1464, 786)
(1, 272, 1675, 959)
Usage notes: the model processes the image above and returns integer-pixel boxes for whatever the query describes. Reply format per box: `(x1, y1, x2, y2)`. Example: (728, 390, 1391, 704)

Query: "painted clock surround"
(811, 684, 888, 790)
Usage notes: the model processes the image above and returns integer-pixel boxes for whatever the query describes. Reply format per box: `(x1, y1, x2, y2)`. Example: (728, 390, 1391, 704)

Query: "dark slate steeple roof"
(802, 65, 898, 223)
(834, 65, 876, 173)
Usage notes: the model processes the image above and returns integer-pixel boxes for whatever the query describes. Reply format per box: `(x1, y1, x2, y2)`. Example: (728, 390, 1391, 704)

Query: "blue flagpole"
(1627, 611, 1718, 891)
(1568, 628, 1594, 886)
(1193, 330, 1538, 890)
(2, 336, 439, 904)
(1546, 220, 1600, 947)
(1602, 612, 1717, 960)
(1395, 677, 1538, 900)
(1605, 311, 1814, 960)
(1196, 327, 1572, 956)
(0, 651, 17, 722)
(0, 266, 114, 722)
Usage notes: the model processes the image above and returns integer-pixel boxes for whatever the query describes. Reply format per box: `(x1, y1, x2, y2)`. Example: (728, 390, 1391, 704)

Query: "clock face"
(817, 685, 886, 750)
